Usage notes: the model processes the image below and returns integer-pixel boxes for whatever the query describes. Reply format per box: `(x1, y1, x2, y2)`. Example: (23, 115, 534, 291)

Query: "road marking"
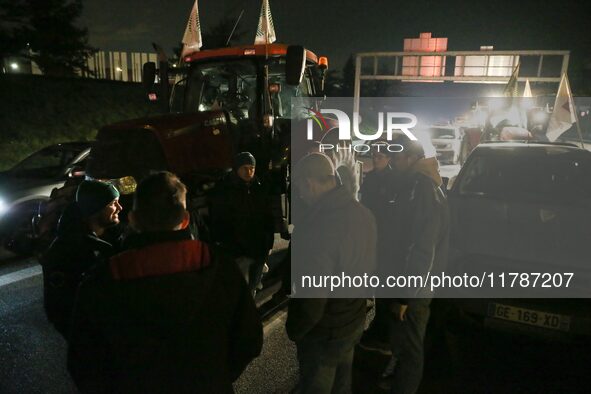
(0, 265, 42, 288)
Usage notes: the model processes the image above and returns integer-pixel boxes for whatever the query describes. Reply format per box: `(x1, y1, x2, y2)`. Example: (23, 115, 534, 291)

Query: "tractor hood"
(87, 111, 235, 180)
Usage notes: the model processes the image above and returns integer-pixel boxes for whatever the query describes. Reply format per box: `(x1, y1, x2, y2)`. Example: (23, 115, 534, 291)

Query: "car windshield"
(430, 128, 456, 139)
(11, 146, 82, 177)
(458, 149, 591, 202)
(181, 59, 258, 122)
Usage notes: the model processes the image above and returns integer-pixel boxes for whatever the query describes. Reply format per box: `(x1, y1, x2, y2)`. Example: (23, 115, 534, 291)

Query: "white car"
(0, 142, 91, 254)
(429, 126, 463, 164)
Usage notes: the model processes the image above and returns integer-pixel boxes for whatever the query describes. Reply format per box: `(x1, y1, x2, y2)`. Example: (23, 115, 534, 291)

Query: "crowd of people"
(40, 133, 449, 394)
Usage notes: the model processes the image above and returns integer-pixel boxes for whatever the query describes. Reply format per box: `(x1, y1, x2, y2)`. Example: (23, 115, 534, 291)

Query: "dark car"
(0, 142, 91, 255)
(446, 142, 591, 342)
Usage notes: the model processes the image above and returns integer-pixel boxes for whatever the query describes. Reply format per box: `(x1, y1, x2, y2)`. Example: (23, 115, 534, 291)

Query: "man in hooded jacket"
(385, 138, 450, 394)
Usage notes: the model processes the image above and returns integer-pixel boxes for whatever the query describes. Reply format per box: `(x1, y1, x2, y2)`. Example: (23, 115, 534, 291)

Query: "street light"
(10, 62, 19, 71)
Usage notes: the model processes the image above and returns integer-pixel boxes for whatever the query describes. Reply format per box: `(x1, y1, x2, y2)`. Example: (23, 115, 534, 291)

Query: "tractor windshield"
(171, 56, 318, 122)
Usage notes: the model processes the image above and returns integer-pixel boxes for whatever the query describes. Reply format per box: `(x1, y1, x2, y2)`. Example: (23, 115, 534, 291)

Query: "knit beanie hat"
(76, 180, 120, 218)
(233, 152, 256, 170)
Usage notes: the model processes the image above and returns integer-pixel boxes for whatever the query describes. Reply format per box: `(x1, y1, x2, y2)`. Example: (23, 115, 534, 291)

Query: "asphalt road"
(0, 249, 300, 394)
(2, 249, 590, 393)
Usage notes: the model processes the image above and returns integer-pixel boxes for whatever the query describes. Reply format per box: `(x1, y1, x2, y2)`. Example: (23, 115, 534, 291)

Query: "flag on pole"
(546, 73, 577, 142)
(181, 0, 202, 57)
(254, 0, 276, 45)
(503, 62, 520, 97)
(523, 79, 532, 98)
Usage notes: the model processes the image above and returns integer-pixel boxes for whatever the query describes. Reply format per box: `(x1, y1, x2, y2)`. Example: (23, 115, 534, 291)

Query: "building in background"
(2, 50, 157, 83)
(454, 46, 519, 80)
(79, 51, 158, 82)
(402, 32, 447, 80)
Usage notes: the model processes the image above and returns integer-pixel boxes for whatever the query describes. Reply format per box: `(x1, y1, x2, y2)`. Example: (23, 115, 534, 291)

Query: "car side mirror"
(67, 165, 85, 179)
(286, 45, 306, 86)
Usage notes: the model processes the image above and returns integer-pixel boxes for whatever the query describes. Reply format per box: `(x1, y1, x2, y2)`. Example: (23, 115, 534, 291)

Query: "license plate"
(488, 303, 570, 332)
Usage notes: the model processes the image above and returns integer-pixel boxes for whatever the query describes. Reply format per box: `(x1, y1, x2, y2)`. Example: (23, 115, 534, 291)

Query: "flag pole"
(573, 104, 585, 149)
(226, 10, 245, 47)
(565, 74, 585, 149)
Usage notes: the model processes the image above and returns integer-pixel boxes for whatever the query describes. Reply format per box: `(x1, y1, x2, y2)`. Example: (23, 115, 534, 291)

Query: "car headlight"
(0, 198, 8, 217)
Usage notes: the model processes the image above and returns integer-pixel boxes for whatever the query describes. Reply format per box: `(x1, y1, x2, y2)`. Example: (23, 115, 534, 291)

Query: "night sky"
(80, 0, 591, 70)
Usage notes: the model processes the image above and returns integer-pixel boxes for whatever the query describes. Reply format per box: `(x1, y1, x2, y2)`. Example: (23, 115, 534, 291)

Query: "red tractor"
(37, 44, 329, 249)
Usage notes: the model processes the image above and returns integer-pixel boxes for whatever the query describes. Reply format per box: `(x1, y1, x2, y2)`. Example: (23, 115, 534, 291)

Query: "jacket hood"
(411, 157, 443, 187)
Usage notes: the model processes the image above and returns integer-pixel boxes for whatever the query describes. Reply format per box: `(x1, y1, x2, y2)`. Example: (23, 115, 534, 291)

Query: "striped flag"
(546, 73, 577, 142)
(503, 62, 520, 97)
(181, 0, 202, 57)
(254, 0, 276, 45)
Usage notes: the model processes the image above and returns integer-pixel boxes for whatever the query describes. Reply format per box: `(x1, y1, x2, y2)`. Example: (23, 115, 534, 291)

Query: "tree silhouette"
(1, 0, 95, 76)
(0, 0, 28, 73)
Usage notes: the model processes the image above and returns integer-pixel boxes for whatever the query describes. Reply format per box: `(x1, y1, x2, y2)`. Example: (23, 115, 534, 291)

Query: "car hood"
(449, 195, 591, 272)
(0, 174, 59, 198)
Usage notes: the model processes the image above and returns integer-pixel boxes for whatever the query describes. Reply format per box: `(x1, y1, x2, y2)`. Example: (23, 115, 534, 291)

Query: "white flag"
(254, 0, 276, 45)
(546, 74, 577, 142)
(181, 0, 202, 57)
(523, 79, 532, 98)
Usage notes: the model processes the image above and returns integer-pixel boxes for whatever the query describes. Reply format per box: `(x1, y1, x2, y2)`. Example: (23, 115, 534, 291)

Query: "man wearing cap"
(42, 180, 122, 338)
(287, 152, 377, 394)
(67, 172, 262, 393)
(385, 137, 449, 394)
(210, 152, 275, 295)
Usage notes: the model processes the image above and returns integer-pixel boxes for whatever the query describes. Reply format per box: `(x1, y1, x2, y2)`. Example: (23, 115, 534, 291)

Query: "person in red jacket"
(67, 171, 263, 394)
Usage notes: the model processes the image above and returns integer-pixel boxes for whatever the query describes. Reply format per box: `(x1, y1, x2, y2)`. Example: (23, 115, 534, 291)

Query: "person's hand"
(390, 302, 408, 321)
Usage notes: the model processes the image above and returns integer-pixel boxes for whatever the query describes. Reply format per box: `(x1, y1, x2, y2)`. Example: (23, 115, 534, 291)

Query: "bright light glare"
(488, 98, 505, 112)
(0, 199, 8, 216)
(533, 111, 548, 124)
(474, 109, 488, 126)
(521, 98, 535, 110)
(412, 129, 437, 158)
(115, 67, 123, 72)
(10, 63, 19, 70)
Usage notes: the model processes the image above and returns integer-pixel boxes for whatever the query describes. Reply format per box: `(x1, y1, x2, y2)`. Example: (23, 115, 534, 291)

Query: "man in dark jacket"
(287, 153, 377, 394)
(386, 138, 450, 394)
(359, 146, 398, 352)
(67, 172, 263, 394)
(42, 180, 122, 338)
(210, 152, 275, 294)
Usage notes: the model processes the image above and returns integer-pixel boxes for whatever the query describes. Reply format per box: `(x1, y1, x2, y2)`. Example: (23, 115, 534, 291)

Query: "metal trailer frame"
(353, 50, 570, 113)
